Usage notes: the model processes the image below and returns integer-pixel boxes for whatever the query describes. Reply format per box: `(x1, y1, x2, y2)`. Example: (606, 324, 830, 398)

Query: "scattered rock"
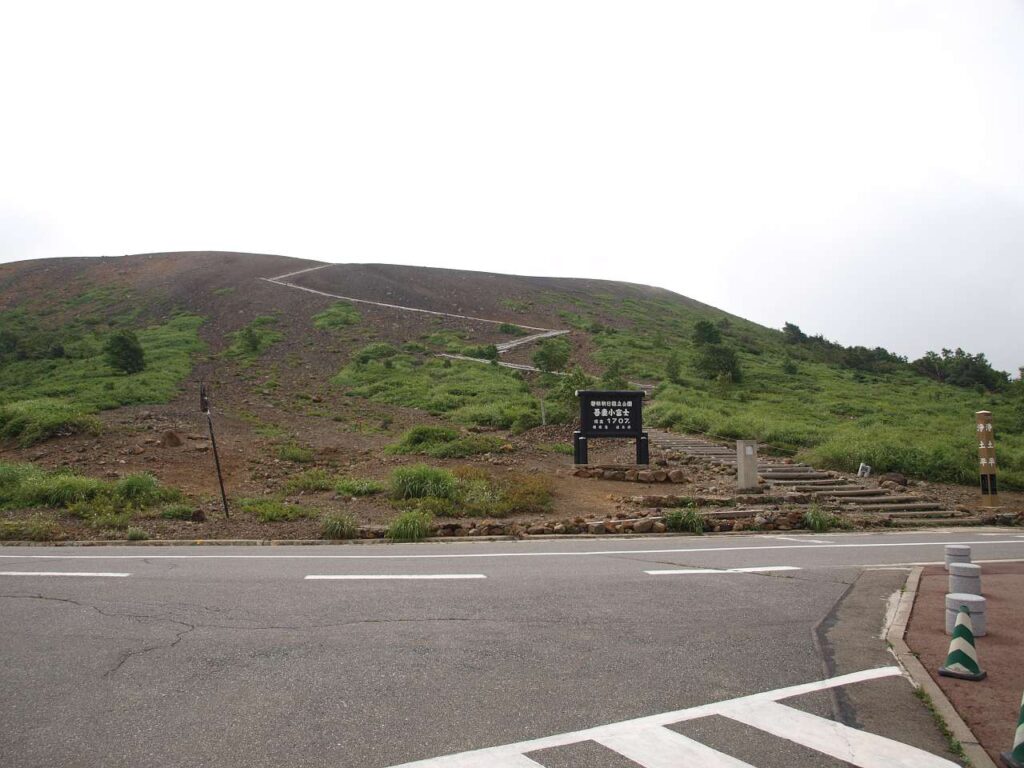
(652, 521, 667, 533)
(587, 522, 606, 534)
(527, 525, 548, 535)
(878, 472, 908, 486)
(161, 431, 183, 448)
(633, 517, 655, 533)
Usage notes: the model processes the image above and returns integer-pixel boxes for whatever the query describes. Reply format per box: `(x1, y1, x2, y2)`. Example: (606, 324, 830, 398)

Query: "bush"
(104, 330, 145, 374)
(126, 526, 149, 541)
(278, 444, 314, 463)
(499, 323, 525, 335)
(285, 469, 333, 492)
(386, 509, 434, 542)
(321, 512, 359, 539)
(390, 465, 457, 500)
(389, 425, 459, 452)
(410, 496, 459, 517)
(692, 320, 722, 346)
(664, 507, 706, 534)
(334, 477, 385, 497)
(533, 337, 571, 373)
(694, 344, 742, 383)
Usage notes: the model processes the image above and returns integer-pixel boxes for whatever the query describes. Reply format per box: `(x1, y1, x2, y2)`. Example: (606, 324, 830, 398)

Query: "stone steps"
(760, 472, 835, 481)
(842, 502, 945, 512)
(832, 495, 931, 505)
(805, 487, 873, 495)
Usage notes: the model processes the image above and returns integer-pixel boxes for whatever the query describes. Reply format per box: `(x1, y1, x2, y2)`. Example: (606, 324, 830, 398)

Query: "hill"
(0, 251, 1021, 541)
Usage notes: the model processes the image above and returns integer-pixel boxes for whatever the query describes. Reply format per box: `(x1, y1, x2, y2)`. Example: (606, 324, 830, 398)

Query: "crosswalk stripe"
(595, 725, 755, 767)
(720, 700, 956, 767)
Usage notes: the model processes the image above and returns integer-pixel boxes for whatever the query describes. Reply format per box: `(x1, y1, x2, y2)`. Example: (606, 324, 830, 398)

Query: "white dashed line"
(0, 571, 130, 578)
(645, 566, 801, 576)
(305, 574, 487, 580)
(772, 536, 829, 544)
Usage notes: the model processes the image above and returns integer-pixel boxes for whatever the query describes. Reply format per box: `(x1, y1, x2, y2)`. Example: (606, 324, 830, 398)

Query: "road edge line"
(886, 566, 996, 768)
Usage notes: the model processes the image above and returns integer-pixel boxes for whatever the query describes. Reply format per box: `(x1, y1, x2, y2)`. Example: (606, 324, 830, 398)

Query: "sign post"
(976, 410, 998, 507)
(201, 383, 230, 519)
(573, 390, 648, 465)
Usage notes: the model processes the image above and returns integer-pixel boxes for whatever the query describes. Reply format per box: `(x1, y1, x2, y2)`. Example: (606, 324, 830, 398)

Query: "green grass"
(313, 301, 361, 331)
(238, 497, 311, 522)
(333, 355, 544, 430)
(321, 512, 359, 539)
(225, 316, 283, 361)
(160, 503, 196, 520)
(284, 468, 333, 492)
(802, 504, 847, 532)
(126, 526, 149, 541)
(386, 425, 505, 458)
(0, 314, 205, 446)
(664, 507, 706, 534)
(390, 465, 458, 500)
(334, 477, 386, 497)
(386, 509, 434, 541)
(0, 515, 59, 541)
(277, 443, 314, 463)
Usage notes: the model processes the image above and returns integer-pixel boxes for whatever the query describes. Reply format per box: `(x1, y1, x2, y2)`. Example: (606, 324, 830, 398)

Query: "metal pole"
(201, 383, 230, 519)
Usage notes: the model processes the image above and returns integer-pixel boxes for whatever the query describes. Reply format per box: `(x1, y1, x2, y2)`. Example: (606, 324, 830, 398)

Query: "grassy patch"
(386, 509, 434, 542)
(277, 443, 314, 463)
(393, 465, 554, 519)
(160, 503, 197, 520)
(126, 526, 149, 541)
(664, 506, 706, 534)
(334, 477, 385, 497)
(387, 425, 506, 458)
(313, 301, 361, 331)
(238, 497, 311, 522)
(802, 504, 846, 532)
(0, 314, 205, 446)
(284, 468, 333, 492)
(225, 316, 282, 362)
(390, 465, 458, 500)
(0, 515, 60, 541)
(321, 512, 359, 539)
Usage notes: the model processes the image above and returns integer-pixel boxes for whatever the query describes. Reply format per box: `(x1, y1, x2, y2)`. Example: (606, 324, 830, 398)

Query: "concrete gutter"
(885, 566, 997, 768)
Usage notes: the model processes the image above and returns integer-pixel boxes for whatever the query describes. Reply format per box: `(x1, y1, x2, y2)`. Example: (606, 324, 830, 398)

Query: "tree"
(782, 322, 807, 344)
(104, 330, 145, 374)
(692, 320, 721, 346)
(695, 344, 741, 383)
(665, 352, 681, 384)
(532, 337, 571, 373)
(600, 359, 628, 389)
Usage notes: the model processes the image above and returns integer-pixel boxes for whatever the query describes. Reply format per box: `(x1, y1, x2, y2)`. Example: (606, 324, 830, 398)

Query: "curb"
(886, 566, 997, 768)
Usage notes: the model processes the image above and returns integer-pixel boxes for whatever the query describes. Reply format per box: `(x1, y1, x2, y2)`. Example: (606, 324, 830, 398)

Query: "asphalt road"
(2, 528, 1022, 767)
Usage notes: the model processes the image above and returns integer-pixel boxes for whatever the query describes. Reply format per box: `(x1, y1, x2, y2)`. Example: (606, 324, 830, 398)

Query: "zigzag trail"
(261, 263, 570, 372)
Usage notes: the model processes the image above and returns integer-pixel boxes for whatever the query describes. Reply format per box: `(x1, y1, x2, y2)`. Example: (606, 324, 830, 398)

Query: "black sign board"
(573, 390, 648, 465)
(576, 390, 644, 437)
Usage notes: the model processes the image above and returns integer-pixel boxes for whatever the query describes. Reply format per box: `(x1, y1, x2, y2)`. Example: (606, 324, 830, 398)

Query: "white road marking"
(721, 700, 955, 767)
(2, 539, 1020, 560)
(772, 536, 829, 544)
(383, 667, 954, 768)
(596, 725, 755, 767)
(304, 574, 486, 580)
(0, 571, 130, 577)
(645, 566, 801, 575)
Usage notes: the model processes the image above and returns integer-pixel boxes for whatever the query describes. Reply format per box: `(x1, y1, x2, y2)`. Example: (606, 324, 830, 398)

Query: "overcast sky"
(1, 1, 1022, 374)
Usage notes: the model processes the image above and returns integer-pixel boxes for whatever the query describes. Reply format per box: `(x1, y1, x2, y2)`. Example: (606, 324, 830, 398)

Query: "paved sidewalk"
(907, 562, 1024, 765)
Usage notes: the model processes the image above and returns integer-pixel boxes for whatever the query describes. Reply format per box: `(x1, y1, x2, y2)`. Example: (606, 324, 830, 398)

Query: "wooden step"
(761, 472, 834, 481)
(845, 502, 944, 512)
(812, 488, 882, 497)
(771, 479, 854, 487)
(839, 495, 930, 505)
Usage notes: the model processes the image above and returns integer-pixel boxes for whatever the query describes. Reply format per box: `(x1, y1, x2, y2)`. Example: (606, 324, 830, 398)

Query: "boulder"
(633, 517, 655, 533)
(652, 521, 667, 533)
(587, 522, 606, 534)
(878, 472, 908, 486)
(160, 430, 183, 448)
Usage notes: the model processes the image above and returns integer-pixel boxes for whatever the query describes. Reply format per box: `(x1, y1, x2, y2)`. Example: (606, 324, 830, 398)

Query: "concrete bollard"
(736, 440, 758, 491)
(949, 562, 982, 596)
(945, 544, 971, 571)
(945, 593, 986, 636)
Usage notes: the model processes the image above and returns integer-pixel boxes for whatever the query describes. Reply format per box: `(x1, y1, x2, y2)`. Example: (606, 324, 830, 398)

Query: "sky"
(1, 1, 1022, 374)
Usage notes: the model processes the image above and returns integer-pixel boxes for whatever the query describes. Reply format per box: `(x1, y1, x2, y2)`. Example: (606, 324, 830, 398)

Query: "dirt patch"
(906, 563, 1024, 764)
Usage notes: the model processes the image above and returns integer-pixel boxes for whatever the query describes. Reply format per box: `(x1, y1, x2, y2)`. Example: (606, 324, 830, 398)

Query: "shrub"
(694, 344, 742, 383)
(104, 330, 145, 374)
(692, 320, 722, 346)
(532, 337, 571, 373)
(278, 444, 314, 463)
(386, 509, 434, 542)
(499, 323, 524, 335)
(498, 474, 553, 515)
(321, 512, 359, 539)
(664, 507, 706, 534)
(389, 425, 459, 453)
(334, 477, 385, 497)
(390, 465, 457, 500)
(226, 316, 282, 360)
(285, 469, 333, 492)
(126, 526, 149, 541)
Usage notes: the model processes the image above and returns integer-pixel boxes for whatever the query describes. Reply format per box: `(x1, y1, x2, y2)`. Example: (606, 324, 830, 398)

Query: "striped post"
(938, 605, 986, 681)
(1001, 690, 1024, 768)
(977, 410, 999, 507)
